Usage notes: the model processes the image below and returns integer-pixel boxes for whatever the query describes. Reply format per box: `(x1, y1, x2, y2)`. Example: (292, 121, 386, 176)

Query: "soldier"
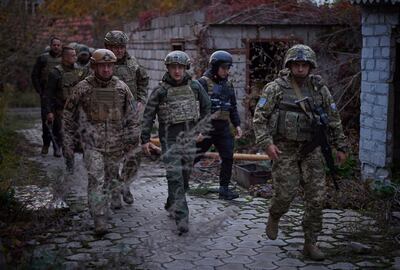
(104, 30, 149, 209)
(141, 51, 210, 234)
(63, 49, 140, 235)
(31, 37, 62, 155)
(194, 50, 242, 200)
(253, 44, 348, 260)
(44, 46, 89, 171)
(76, 44, 91, 68)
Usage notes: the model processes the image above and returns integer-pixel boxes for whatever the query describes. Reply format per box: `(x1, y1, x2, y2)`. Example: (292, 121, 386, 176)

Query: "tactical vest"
(86, 77, 124, 123)
(158, 81, 200, 125)
(201, 76, 231, 121)
(41, 53, 61, 86)
(114, 58, 139, 99)
(276, 81, 318, 142)
(55, 65, 86, 102)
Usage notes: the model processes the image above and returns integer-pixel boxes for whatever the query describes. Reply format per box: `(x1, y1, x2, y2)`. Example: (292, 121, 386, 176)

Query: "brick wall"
(359, 6, 399, 181)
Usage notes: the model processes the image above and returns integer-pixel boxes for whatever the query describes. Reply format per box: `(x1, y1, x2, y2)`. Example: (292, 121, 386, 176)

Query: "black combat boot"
(176, 217, 189, 235)
(41, 144, 49, 155)
(122, 186, 134, 204)
(219, 186, 239, 200)
(66, 158, 74, 174)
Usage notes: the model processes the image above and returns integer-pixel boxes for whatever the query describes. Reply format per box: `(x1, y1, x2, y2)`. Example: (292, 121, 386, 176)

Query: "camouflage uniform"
(105, 30, 149, 205)
(63, 49, 140, 233)
(31, 51, 61, 150)
(141, 51, 210, 231)
(253, 44, 347, 255)
(44, 63, 89, 167)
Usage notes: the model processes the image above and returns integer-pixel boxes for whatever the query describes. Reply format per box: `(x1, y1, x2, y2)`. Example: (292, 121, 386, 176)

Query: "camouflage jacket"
(253, 69, 347, 152)
(63, 75, 140, 155)
(114, 53, 149, 104)
(141, 72, 211, 144)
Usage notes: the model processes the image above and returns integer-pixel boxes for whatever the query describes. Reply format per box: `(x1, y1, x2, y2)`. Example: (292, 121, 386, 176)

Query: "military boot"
(41, 145, 49, 155)
(219, 186, 239, 200)
(110, 190, 122, 210)
(266, 216, 280, 240)
(176, 217, 189, 235)
(94, 216, 109, 236)
(303, 241, 325, 261)
(53, 147, 62, 157)
(122, 186, 134, 204)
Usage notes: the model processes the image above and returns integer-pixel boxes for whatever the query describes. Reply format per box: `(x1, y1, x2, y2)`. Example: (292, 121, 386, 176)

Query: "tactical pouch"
(89, 87, 122, 122)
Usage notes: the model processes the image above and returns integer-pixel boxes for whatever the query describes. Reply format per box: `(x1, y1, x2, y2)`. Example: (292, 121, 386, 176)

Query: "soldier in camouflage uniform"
(31, 37, 62, 155)
(44, 46, 89, 171)
(141, 51, 211, 234)
(253, 44, 348, 260)
(104, 30, 149, 208)
(63, 49, 140, 235)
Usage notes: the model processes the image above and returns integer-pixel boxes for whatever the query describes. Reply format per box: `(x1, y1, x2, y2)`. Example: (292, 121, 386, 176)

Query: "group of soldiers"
(31, 30, 348, 261)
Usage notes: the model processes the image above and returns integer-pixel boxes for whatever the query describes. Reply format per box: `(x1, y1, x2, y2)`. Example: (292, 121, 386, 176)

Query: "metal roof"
(350, 0, 400, 4)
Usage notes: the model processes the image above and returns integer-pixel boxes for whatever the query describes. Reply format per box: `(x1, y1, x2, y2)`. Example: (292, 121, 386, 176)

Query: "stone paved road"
(14, 118, 400, 270)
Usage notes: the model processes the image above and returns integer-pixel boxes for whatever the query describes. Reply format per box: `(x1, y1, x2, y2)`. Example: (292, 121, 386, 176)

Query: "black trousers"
(194, 120, 234, 187)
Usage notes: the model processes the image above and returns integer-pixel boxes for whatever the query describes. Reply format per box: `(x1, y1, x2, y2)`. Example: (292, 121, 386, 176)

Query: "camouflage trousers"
(83, 149, 124, 218)
(269, 140, 326, 244)
(161, 137, 195, 223)
(120, 146, 141, 191)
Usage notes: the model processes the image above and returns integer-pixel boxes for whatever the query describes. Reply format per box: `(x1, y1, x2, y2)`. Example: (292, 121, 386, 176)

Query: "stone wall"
(359, 6, 399, 181)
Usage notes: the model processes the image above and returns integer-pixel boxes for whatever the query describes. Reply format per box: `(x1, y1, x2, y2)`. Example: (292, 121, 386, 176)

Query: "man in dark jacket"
(194, 50, 242, 200)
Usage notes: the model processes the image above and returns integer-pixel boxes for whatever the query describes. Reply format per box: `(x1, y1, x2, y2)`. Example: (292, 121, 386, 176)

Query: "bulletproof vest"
(276, 82, 315, 142)
(55, 65, 85, 102)
(201, 76, 231, 121)
(87, 78, 123, 122)
(158, 81, 200, 125)
(41, 53, 61, 86)
(114, 57, 139, 99)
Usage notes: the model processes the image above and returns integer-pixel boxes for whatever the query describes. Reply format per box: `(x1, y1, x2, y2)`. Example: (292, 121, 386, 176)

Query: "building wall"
(358, 6, 399, 181)
(125, 11, 341, 125)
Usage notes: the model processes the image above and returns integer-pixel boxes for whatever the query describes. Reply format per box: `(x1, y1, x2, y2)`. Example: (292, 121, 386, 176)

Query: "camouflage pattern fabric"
(63, 75, 140, 217)
(284, 44, 317, 68)
(253, 67, 347, 244)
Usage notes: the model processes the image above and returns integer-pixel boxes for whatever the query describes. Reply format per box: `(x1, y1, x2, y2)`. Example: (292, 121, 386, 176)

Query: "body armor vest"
(158, 81, 200, 125)
(276, 82, 315, 142)
(202, 76, 231, 121)
(55, 65, 85, 102)
(114, 58, 139, 99)
(86, 78, 124, 122)
(41, 53, 61, 86)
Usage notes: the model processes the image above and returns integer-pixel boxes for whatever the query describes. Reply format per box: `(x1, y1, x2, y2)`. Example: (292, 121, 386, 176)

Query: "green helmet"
(104, 30, 129, 46)
(284, 44, 317, 69)
(164, 51, 191, 69)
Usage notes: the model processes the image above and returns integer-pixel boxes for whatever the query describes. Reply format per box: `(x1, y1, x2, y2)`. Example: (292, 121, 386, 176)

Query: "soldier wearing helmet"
(104, 30, 149, 208)
(253, 44, 348, 260)
(141, 50, 211, 234)
(76, 44, 91, 68)
(63, 49, 140, 235)
(193, 50, 242, 200)
(31, 36, 62, 156)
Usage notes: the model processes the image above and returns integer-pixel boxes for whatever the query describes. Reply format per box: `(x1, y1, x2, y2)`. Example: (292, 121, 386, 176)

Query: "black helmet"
(209, 50, 233, 68)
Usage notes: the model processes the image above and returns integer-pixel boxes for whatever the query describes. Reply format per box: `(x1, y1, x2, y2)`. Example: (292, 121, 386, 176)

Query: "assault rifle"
(295, 97, 339, 190)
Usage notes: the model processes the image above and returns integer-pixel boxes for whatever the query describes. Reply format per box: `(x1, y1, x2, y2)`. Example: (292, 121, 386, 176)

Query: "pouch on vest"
(89, 87, 122, 122)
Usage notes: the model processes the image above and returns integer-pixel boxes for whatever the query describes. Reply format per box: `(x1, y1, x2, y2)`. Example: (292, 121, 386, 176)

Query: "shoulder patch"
(257, 97, 267, 108)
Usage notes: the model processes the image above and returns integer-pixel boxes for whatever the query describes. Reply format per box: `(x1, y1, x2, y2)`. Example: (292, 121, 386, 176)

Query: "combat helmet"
(90, 49, 117, 64)
(104, 30, 129, 46)
(284, 44, 317, 69)
(164, 51, 191, 69)
(209, 50, 233, 68)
